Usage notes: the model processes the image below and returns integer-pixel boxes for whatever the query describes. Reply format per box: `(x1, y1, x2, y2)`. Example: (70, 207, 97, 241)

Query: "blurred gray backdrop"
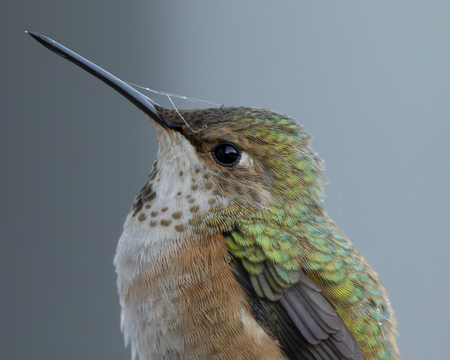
(1, 1, 449, 359)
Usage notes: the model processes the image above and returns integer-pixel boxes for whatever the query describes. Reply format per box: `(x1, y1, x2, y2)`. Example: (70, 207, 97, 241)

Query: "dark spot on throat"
(175, 224, 185, 232)
(172, 212, 183, 219)
(160, 219, 172, 226)
(146, 192, 157, 201)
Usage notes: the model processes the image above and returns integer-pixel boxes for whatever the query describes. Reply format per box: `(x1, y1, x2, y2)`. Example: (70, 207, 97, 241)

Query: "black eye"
(212, 142, 241, 167)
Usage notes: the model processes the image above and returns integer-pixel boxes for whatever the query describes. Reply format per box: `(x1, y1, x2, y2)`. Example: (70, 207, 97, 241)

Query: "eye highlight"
(212, 142, 241, 167)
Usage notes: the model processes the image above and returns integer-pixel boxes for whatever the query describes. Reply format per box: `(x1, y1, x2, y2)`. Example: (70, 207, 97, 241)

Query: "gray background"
(1, 1, 449, 359)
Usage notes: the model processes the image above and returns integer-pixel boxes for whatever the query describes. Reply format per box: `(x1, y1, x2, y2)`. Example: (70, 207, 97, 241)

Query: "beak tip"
(28, 31, 182, 131)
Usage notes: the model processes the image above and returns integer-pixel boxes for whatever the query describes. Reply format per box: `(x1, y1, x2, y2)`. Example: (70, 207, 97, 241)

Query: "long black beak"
(27, 31, 180, 129)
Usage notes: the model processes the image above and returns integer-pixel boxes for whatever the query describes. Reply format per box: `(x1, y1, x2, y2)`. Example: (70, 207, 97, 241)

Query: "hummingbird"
(28, 32, 400, 360)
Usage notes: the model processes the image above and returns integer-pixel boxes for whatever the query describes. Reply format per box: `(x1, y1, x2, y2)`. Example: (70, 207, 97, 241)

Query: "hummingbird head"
(132, 105, 328, 236)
